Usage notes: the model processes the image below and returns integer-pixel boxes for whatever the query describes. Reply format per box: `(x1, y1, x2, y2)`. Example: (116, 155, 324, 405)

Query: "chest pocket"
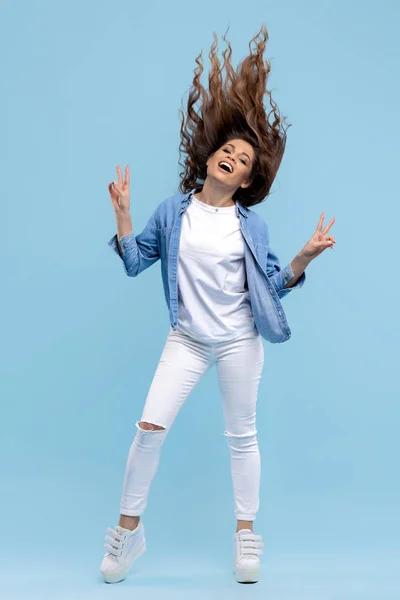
(157, 226, 172, 260)
(253, 241, 269, 275)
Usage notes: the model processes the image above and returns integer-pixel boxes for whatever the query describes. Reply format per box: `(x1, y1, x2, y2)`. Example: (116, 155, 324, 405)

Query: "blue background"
(2, 0, 399, 598)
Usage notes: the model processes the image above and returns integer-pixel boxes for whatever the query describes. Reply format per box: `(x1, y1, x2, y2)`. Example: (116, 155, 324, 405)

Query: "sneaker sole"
(235, 566, 260, 583)
(101, 539, 146, 584)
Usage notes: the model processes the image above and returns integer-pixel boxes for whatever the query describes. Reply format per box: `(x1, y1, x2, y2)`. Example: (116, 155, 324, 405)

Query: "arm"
(266, 210, 337, 296)
(262, 220, 306, 299)
(285, 253, 310, 289)
(266, 245, 306, 300)
(107, 205, 160, 277)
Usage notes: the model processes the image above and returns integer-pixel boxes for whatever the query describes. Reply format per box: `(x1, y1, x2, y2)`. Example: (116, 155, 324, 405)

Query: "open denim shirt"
(108, 189, 306, 343)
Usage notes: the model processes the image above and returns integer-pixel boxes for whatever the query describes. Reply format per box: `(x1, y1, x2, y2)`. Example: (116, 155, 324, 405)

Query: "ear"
(240, 178, 252, 189)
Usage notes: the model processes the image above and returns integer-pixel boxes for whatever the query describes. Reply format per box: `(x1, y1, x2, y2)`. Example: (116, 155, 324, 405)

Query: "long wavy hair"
(178, 24, 291, 208)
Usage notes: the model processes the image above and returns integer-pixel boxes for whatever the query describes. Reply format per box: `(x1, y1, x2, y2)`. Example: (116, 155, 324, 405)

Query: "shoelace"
(238, 532, 264, 559)
(104, 526, 128, 557)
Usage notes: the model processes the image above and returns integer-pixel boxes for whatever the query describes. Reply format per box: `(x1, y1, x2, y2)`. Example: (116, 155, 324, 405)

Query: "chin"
(211, 169, 235, 186)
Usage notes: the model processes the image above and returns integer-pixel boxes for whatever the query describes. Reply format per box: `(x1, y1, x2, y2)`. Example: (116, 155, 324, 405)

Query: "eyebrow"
(226, 143, 251, 161)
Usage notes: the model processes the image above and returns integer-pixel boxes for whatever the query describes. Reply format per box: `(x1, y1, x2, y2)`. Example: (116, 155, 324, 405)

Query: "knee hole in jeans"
(137, 421, 165, 431)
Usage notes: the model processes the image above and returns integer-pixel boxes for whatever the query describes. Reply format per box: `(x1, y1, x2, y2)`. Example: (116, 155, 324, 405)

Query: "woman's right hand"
(108, 165, 130, 214)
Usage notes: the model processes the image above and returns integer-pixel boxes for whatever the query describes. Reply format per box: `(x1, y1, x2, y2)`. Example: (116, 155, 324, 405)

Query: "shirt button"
(123, 243, 127, 247)
(285, 273, 289, 278)
(215, 208, 218, 212)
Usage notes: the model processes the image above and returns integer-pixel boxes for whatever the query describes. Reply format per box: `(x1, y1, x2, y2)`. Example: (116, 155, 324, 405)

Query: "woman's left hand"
(300, 212, 336, 262)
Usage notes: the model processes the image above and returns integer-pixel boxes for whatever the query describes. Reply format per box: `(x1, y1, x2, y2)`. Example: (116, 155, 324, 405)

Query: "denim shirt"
(108, 189, 306, 343)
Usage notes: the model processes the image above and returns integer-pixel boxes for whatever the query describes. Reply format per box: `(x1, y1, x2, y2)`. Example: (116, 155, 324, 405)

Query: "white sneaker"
(100, 521, 146, 583)
(234, 528, 264, 583)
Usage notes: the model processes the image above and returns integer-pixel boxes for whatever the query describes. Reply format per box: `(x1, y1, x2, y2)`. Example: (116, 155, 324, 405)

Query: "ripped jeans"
(119, 324, 264, 522)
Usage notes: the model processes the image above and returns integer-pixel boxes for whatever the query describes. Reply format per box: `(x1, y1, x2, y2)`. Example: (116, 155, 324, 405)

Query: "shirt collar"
(182, 189, 248, 218)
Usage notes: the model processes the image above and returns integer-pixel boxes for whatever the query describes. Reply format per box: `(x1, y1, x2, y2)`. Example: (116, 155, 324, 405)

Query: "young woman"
(100, 25, 336, 585)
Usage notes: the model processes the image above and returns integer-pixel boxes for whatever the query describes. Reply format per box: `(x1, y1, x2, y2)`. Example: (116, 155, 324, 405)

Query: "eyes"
(222, 147, 247, 166)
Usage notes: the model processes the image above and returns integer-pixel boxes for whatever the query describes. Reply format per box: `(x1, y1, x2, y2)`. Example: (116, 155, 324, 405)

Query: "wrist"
(295, 251, 311, 269)
(115, 208, 131, 219)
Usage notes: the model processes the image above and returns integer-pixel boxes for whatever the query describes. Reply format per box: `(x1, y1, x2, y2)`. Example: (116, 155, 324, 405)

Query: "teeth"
(219, 161, 233, 173)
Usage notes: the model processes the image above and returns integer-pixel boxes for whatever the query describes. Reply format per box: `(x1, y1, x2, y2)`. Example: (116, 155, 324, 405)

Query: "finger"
(108, 188, 118, 205)
(124, 165, 130, 187)
(323, 217, 336, 235)
(316, 240, 334, 248)
(316, 212, 324, 232)
(116, 165, 123, 186)
(108, 184, 119, 203)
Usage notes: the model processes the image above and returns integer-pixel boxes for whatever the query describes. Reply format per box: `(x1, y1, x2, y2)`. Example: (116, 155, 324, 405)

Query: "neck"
(195, 178, 236, 208)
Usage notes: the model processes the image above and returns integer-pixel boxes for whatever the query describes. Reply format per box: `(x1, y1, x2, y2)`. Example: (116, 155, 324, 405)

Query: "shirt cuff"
(274, 263, 306, 296)
(107, 231, 135, 257)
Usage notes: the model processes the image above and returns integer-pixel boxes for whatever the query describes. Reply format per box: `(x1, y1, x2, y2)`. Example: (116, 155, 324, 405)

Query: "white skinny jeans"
(119, 324, 264, 522)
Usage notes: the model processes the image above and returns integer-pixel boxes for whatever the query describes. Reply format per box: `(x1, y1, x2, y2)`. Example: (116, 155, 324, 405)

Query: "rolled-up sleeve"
(107, 206, 160, 277)
(267, 246, 306, 299)
(263, 221, 306, 299)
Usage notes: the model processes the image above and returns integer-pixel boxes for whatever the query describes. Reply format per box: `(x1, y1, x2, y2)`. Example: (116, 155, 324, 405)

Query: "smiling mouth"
(218, 162, 233, 174)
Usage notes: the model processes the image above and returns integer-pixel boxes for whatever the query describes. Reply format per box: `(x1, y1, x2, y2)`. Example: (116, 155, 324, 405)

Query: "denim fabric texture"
(108, 189, 306, 343)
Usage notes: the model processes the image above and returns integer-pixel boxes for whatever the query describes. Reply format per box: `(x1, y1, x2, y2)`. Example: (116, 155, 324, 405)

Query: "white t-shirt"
(176, 194, 256, 344)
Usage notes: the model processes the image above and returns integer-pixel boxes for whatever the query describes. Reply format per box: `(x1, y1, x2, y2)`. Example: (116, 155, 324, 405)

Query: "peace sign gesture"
(301, 213, 336, 261)
(108, 165, 131, 214)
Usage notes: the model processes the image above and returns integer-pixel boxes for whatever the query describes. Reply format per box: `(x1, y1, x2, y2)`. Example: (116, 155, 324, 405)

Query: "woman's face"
(206, 138, 255, 190)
